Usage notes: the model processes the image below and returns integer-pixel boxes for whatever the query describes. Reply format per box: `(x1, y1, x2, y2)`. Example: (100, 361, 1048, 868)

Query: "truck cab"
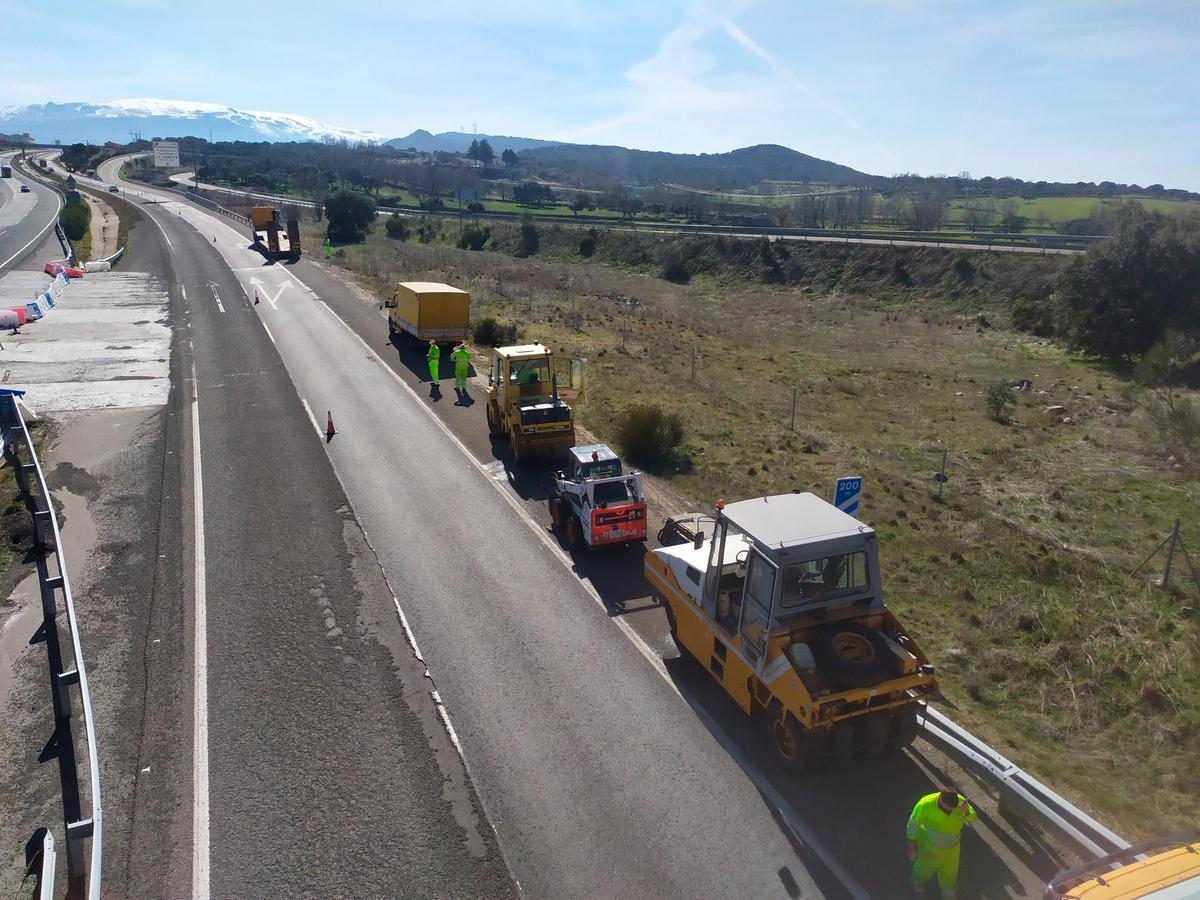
(486, 344, 582, 461)
(549, 444, 647, 550)
(646, 492, 937, 770)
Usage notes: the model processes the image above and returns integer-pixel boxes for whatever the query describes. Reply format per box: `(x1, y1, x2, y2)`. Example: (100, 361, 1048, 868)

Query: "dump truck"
(0, 164, 11, 178)
(383, 281, 470, 348)
(548, 444, 646, 550)
(485, 343, 583, 462)
(1045, 833, 1200, 899)
(645, 492, 937, 770)
(249, 206, 300, 260)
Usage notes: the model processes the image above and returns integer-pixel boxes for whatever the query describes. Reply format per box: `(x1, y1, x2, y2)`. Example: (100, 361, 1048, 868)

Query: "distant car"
(20, 184, 30, 193)
(108, 185, 119, 193)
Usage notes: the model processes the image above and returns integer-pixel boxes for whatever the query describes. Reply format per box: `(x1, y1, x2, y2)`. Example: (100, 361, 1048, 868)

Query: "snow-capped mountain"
(0, 99, 382, 145)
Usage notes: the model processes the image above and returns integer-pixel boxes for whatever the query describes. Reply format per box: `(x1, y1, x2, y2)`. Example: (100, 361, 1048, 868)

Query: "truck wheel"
(388, 318, 395, 335)
(486, 404, 502, 436)
(566, 516, 586, 552)
(812, 621, 895, 689)
(768, 706, 814, 772)
(548, 496, 563, 530)
(891, 705, 921, 750)
(511, 436, 522, 463)
(831, 722, 858, 764)
(863, 712, 890, 759)
(664, 603, 692, 661)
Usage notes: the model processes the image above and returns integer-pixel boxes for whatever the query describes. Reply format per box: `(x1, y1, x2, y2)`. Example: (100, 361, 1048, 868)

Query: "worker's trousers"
(910, 843, 959, 899)
(455, 365, 469, 389)
(428, 360, 439, 381)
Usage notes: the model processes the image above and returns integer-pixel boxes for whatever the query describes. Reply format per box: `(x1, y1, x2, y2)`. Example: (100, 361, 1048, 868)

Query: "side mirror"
(693, 531, 704, 550)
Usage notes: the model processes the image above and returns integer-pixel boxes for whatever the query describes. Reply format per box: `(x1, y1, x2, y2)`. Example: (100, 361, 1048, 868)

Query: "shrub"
(660, 245, 691, 284)
(384, 213, 409, 241)
(579, 228, 597, 258)
(472, 316, 520, 347)
(59, 201, 90, 241)
(984, 382, 1017, 423)
(466, 201, 485, 213)
(615, 404, 685, 470)
(458, 224, 490, 251)
(516, 212, 540, 257)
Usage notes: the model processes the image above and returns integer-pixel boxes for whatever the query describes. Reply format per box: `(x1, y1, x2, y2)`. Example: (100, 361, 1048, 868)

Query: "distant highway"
(0, 151, 62, 274)
(165, 171, 1089, 255)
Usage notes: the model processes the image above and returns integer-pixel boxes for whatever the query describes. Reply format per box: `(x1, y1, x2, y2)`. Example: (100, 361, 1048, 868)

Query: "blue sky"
(2, 0, 1198, 189)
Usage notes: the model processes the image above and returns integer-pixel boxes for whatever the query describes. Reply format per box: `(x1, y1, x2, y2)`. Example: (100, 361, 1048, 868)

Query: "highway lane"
(106, 156, 1074, 897)
(78, 166, 514, 897)
(0, 151, 62, 274)
(105, 171, 856, 897)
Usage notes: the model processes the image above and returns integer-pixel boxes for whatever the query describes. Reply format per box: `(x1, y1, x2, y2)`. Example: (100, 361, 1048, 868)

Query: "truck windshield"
(779, 551, 868, 608)
(593, 479, 637, 505)
(510, 359, 548, 383)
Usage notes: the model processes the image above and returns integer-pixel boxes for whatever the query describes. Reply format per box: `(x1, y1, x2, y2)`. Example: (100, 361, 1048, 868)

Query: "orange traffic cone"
(326, 411, 336, 442)
(254, 290, 260, 305)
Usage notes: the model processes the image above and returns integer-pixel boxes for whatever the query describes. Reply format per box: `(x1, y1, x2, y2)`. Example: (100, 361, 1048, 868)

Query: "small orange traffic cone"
(326, 411, 336, 442)
(254, 290, 260, 305)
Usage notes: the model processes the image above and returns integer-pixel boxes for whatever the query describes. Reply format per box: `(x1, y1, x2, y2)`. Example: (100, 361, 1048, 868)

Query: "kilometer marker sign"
(833, 476, 863, 518)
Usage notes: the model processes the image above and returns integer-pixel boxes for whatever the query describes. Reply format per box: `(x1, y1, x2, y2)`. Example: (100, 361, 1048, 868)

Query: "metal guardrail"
(918, 704, 1129, 859)
(1, 391, 103, 899)
(54, 222, 73, 263)
(24, 827, 57, 899)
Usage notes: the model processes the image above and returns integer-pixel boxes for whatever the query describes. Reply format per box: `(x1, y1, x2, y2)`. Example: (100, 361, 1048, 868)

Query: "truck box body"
(249, 206, 300, 260)
(391, 282, 470, 343)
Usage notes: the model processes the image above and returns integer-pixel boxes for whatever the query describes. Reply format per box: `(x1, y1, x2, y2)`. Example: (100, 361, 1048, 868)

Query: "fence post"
(789, 387, 797, 431)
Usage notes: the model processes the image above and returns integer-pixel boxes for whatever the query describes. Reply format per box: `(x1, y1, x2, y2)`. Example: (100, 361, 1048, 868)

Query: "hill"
(518, 142, 872, 190)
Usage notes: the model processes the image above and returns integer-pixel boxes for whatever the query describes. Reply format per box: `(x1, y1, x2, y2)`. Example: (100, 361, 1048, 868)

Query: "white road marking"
(0, 191, 62, 270)
(181, 285, 187, 301)
(299, 397, 323, 437)
(261, 322, 276, 344)
(208, 284, 225, 314)
(189, 354, 211, 900)
(312, 298, 871, 898)
(142, 205, 175, 252)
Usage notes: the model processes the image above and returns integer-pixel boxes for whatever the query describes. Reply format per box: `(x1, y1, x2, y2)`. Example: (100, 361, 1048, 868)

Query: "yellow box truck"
(384, 282, 470, 348)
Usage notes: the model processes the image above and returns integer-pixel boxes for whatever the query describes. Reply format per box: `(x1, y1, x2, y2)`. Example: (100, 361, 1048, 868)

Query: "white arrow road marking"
(247, 277, 288, 309)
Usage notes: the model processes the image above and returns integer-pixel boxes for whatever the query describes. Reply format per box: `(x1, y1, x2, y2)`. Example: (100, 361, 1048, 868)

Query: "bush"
(984, 382, 1017, 423)
(516, 212, 540, 257)
(458, 224, 490, 251)
(615, 404, 685, 470)
(472, 316, 521, 347)
(1012, 300, 1054, 337)
(59, 201, 90, 242)
(384, 213, 409, 241)
(660, 245, 691, 284)
(466, 201, 485, 213)
(579, 228, 597, 258)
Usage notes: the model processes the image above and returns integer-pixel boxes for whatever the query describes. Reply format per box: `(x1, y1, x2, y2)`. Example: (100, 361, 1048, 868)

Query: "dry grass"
(304, 220, 1200, 839)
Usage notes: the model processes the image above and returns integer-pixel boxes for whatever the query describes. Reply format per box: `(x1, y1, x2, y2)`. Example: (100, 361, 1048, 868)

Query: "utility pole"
(933, 448, 949, 501)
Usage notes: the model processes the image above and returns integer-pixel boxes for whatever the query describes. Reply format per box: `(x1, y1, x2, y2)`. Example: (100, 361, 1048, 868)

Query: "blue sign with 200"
(833, 476, 863, 518)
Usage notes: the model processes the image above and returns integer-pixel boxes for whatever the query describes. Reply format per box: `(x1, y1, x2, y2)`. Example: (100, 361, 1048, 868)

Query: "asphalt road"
(102, 155, 1075, 898)
(0, 151, 62, 275)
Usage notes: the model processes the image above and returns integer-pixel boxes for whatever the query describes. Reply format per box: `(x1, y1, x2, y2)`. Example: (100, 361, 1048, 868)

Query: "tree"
(467, 138, 480, 162)
(458, 224, 490, 251)
(501, 148, 519, 169)
(324, 187, 377, 243)
(384, 213, 409, 241)
(476, 139, 494, 166)
(984, 382, 1017, 424)
(962, 200, 993, 232)
(570, 194, 588, 217)
(1054, 204, 1200, 361)
(516, 213, 540, 257)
